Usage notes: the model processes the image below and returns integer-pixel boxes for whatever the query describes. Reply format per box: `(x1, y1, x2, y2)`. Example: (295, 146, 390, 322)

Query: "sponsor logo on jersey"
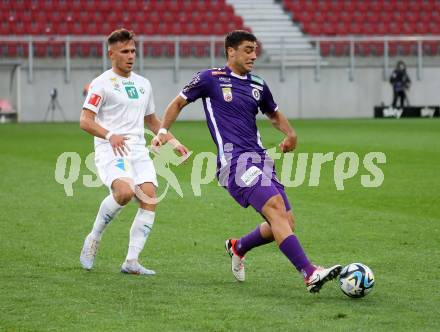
(125, 86, 139, 99)
(88, 93, 102, 107)
(220, 83, 232, 87)
(250, 83, 263, 91)
(212, 71, 227, 76)
(252, 88, 260, 101)
(251, 75, 264, 85)
(241, 166, 262, 186)
(219, 77, 231, 83)
(222, 87, 232, 102)
(122, 80, 135, 86)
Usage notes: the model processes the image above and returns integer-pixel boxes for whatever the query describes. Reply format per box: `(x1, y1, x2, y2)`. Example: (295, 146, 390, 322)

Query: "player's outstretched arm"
(151, 95, 188, 148)
(80, 108, 129, 156)
(266, 111, 297, 153)
(145, 113, 189, 157)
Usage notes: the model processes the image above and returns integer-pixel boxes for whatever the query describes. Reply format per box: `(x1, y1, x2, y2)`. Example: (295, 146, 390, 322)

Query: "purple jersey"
(180, 66, 278, 169)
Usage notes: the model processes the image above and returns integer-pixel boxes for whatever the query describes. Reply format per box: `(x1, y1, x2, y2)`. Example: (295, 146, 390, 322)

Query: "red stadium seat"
(368, 1, 383, 12)
(354, 1, 368, 12)
(314, 12, 325, 24)
(317, 0, 331, 12)
(180, 41, 193, 57)
(29, 22, 43, 35)
(322, 23, 336, 36)
(408, 1, 421, 12)
(71, 0, 82, 12)
(140, 22, 154, 35)
(126, 0, 138, 12)
(422, 1, 435, 12)
(382, 1, 393, 12)
(20, 11, 32, 23)
(48, 42, 65, 57)
(343, 1, 355, 12)
(355, 43, 371, 56)
(353, 12, 366, 24)
(329, 0, 342, 12)
(319, 42, 331, 56)
(335, 23, 348, 36)
(423, 41, 440, 56)
(0, 22, 10, 35)
(182, 22, 196, 35)
(55, 1, 69, 12)
(326, 11, 339, 24)
(164, 42, 175, 57)
(349, 22, 362, 35)
(333, 42, 349, 56)
(194, 41, 209, 57)
(418, 11, 430, 23)
(306, 23, 320, 36)
(415, 22, 429, 34)
(429, 22, 440, 34)
(370, 42, 384, 56)
(391, 12, 404, 24)
(366, 12, 379, 24)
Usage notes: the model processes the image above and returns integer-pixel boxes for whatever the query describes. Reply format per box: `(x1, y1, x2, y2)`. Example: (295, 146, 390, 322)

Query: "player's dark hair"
(107, 28, 135, 45)
(224, 30, 257, 58)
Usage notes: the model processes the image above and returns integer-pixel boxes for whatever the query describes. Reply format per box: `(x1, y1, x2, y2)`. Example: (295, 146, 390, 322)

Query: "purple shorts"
(221, 160, 292, 213)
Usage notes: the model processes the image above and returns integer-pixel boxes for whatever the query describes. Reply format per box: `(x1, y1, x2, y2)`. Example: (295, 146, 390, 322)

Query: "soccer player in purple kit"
(152, 30, 341, 293)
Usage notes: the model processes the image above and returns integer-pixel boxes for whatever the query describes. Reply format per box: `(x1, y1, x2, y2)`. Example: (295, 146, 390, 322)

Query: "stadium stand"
(0, 0, 248, 57)
(283, 0, 440, 56)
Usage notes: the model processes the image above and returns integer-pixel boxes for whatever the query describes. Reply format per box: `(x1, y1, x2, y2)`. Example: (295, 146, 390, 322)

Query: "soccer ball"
(339, 263, 375, 298)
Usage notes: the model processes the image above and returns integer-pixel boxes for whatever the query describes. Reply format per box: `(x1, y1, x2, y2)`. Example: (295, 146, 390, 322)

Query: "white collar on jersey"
(230, 71, 247, 80)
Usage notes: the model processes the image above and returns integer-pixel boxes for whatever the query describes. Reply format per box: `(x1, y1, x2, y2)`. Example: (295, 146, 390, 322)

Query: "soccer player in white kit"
(79, 29, 188, 275)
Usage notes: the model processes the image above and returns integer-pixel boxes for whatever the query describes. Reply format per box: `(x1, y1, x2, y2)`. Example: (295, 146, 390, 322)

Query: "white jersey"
(83, 69, 155, 148)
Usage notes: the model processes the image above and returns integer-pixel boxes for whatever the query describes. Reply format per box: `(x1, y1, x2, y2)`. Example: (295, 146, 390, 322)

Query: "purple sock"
(235, 226, 273, 256)
(279, 235, 315, 278)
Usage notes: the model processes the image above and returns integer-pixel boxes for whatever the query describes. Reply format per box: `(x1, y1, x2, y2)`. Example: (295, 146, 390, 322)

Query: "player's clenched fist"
(279, 133, 297, 153)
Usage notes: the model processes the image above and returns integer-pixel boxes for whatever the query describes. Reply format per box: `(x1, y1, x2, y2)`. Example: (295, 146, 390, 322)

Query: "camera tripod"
(44, 90, 67, 122)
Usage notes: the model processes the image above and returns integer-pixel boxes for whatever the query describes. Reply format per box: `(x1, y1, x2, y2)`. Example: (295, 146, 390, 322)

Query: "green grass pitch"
(1, 119, 439, 331)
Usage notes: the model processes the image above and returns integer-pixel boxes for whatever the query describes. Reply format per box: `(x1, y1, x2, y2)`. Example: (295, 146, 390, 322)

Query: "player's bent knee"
(262, 195, 289, 225)
(263, 194, 286, 213)
(114, 190, 134, 205)
(112, 185, 135, 205)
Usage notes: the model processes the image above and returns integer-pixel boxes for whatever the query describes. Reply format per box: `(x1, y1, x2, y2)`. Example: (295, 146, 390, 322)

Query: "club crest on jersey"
(222, 87, 233, 102)
(139, 87, 145, 94)
(110, 77, 121, 91)
(252, 88, 260, 101)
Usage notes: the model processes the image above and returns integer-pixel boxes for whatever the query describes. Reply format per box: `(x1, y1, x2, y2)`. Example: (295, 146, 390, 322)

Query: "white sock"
(90, 194, 123, 241)
(126, 209, 155, 262)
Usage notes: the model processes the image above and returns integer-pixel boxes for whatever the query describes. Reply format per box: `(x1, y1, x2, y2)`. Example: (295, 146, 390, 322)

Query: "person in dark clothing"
(390, 60, 411, 109)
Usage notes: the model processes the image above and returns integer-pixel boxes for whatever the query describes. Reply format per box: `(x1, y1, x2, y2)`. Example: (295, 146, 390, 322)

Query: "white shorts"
(95, 144, 158, 189)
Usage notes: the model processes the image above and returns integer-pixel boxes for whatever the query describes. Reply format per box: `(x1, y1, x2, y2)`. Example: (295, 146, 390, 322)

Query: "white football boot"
(121, 261, 156, 276)
(80, 234, 100, 271)
(305, 265, 342, 293)
(225, 239, 245, 282)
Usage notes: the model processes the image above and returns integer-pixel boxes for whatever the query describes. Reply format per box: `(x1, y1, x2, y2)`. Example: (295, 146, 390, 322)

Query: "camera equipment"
(44, 88, 66, 121)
